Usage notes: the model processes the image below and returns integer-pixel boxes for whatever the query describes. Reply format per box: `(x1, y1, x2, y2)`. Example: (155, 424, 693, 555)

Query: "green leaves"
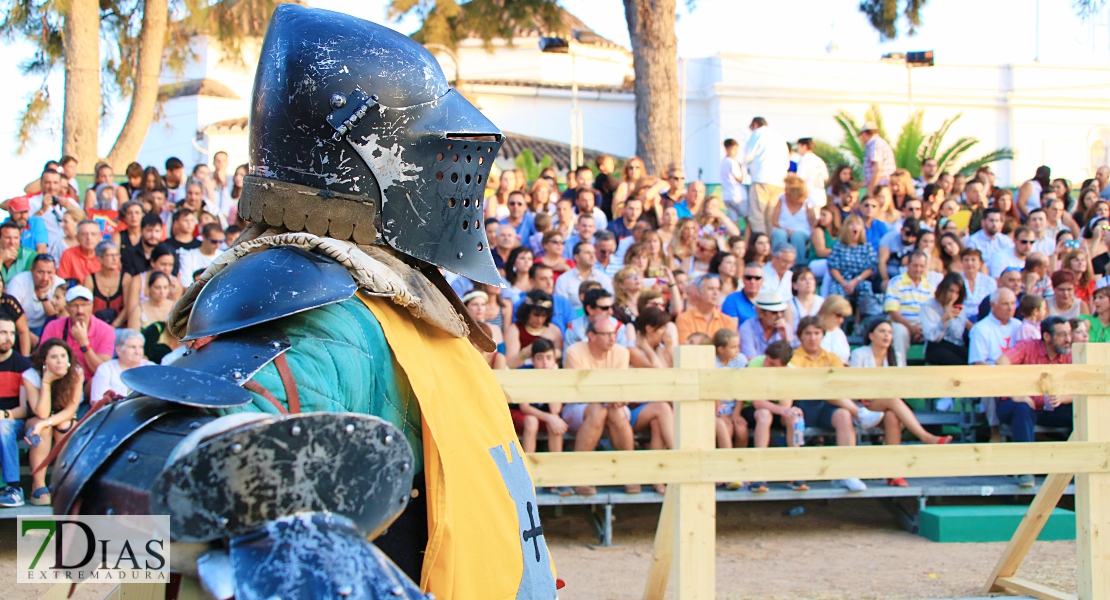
(513, 148, 552, 183)
(823, 104, 1013, 181)
(391, 0, 563, 52)
(858, 0, 927, 41)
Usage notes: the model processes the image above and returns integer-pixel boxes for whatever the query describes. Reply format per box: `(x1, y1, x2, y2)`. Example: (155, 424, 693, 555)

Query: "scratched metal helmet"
(243, 4, 504, 284)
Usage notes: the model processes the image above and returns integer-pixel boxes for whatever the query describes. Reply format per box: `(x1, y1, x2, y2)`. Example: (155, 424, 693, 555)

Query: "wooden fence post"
(672, 345, 716, 600)
(1074, 343, 1110, 600)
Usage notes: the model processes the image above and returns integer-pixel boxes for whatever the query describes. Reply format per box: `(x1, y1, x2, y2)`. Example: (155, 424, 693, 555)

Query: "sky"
(2, 0, 1109, 190)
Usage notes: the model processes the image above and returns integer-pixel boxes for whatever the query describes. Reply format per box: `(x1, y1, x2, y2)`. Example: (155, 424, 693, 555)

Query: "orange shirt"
(57, 246, 101, 282)
(675, 306, 738, 344)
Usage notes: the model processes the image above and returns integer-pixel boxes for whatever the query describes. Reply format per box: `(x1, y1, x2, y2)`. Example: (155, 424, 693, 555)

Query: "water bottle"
(1043, 395, 1055, 412)
(793, 413, 806, 447)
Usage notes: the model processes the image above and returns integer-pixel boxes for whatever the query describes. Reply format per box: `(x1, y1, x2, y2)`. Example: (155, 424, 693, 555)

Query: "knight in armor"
(49, 6, 557, 600)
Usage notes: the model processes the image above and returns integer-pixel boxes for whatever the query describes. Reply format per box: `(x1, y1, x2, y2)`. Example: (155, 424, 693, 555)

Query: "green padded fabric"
(217, 296, 423, 472)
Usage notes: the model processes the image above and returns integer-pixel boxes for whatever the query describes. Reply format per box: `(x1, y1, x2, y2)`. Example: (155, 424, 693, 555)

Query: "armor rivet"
(271, 341, 282, 349)
(231, 443, 243, 454)
(384, 434, 393, 444)
(127, 452, 138, 462)
(232, 370, 243, 380)
(291, 425, 302, 437)
(218, 517, 229, 527)
(371, 94, 379, 102)
(344, 424, 355, 435)
(338, 586, 353, 597)
(386, 219, 395, 228)
(189, 422, 201, 429)
(330, 93, 346, 109)
(401, 463, 409, 472)
(456, 252, 463, 259)
(410, 488, 420, 499)
(391, 586, 404, 596)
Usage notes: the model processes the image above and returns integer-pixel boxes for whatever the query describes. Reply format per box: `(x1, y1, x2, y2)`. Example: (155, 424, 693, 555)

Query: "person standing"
(795, 138, 828, 208)
(858, 122, 896, 195)
(719, 138, 748, 223)
(743, 118, 789, 235)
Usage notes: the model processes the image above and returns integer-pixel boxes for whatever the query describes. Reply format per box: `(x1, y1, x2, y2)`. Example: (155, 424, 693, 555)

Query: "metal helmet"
(244, 4, 504, 284)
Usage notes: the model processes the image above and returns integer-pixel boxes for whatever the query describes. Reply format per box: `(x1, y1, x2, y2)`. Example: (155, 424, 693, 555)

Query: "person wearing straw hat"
(858, 121, 896, 195)
(739, 289, 794, 359)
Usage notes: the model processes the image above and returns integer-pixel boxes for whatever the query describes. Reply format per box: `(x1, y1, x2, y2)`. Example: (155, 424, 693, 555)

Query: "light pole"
(881, 50, 934, 114)
(540, 32, 593, 170)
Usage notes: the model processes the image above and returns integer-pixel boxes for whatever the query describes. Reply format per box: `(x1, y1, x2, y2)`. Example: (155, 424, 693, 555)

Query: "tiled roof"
(500, 131, 623, 172)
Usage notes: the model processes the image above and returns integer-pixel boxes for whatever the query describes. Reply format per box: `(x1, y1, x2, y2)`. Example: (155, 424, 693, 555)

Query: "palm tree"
(824, 104, 1013, 181)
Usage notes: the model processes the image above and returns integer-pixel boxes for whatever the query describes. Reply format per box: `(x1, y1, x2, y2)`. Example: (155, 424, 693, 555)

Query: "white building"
(138, 11, 1110, 188)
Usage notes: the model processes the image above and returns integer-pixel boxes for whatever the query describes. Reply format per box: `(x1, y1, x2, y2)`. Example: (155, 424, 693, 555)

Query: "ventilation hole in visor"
(478, 157, 484, 165)
(451, 173, 458, 183)
(462, 220, 469, 230)
(465, 174, 472, 184)
(437, 153, 444, 161)
(476, 198, 482, 208)
(487, 147, 492, 153)
(448, 198, 456, 207)
(466, 155, 472, 163)
(436, 172, 443, 181)
(447, 144, 453, 150)
(463, 198, 470, 207)
(477, 175, 483, 184)
(474, 220, 480, 229)
(453, 154, 459, 163)
(478, 242, 484, 251)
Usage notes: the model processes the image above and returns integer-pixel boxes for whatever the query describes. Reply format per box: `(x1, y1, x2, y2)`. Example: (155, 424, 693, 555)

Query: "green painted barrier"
(919, 505, 1075, 543)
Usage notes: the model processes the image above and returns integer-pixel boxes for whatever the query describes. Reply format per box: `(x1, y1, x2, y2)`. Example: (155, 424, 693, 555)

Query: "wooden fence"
(494, 343, 1110, 600)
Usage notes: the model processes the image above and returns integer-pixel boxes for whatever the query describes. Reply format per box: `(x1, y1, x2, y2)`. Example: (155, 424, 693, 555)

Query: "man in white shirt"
(719, 138, 748, 223)
(6, 256, 64, 336)
(593, 231, 622, 278)
(552, 242, 613, 311)
(762, 243, 795, 299)
(178, 223, 226, 286)
(987, 226, 1036, 278)
(1098, 166, 1110, 201)
(795, 138, 828, 208)
(211, 150, 234, 220)
(573, 187, 607, 231)
(743, 118, 789, 235)
(965, 209, 1013, 266)
(968, 287, 1021, 433)
(1027, 209, 1056, 257)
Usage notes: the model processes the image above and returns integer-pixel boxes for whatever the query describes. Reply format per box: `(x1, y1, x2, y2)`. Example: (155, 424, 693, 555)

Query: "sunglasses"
(594, 304, 614, 311)
(1017, 239, 1035, 245)
(744, 275, 763, 281)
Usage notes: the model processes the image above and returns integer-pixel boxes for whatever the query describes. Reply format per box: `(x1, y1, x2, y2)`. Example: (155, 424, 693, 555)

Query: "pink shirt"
(41, 316, 115, 381)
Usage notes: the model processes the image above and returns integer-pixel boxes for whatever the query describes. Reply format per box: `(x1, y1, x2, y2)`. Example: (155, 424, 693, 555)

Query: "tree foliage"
(513, 148, 552, 182)
(389, 0, 564, 51)
(0, 0, 286, 157)
(858, 0, 927, 41)
(826, 104, 1014, 179)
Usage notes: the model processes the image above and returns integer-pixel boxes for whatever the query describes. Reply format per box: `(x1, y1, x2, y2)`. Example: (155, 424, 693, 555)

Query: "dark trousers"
(996, 399, 1073, 443)
(925, 339, 969, 365)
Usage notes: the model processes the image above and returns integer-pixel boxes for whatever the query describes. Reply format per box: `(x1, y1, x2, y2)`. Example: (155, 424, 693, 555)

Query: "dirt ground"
(546, 499, 1076, 600)
(0, 499, 1077, 600)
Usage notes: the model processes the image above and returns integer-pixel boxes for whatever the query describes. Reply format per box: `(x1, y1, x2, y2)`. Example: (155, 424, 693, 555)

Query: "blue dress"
(827, 241, 877, 307)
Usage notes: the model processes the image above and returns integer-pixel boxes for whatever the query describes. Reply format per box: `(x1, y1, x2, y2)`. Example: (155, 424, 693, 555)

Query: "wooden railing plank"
(495, 364, 1109, 403)
(1074, 343, 1110, 600)
(524, 442, 1110, 487)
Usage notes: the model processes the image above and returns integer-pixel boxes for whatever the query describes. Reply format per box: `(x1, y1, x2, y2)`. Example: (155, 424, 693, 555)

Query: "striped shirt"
(883, 272, 935, 322)
(864, 136, 896, 187)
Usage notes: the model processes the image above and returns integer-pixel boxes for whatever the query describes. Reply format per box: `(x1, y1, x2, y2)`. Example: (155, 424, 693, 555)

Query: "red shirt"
(1003, 339, 1071, 408)
(57, 246, 101, 282)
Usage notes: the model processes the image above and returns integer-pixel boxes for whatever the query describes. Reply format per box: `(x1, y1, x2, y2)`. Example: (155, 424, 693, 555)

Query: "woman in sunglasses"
(505, 289, 563, 368)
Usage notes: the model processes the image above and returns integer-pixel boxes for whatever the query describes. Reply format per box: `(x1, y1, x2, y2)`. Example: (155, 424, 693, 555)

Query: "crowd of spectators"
(0, 153, 245, 508)
(466, 116, 1110, 496)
